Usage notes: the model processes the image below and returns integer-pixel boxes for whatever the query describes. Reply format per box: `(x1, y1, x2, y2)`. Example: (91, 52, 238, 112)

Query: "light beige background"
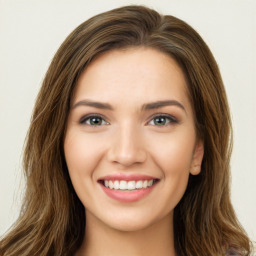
(0, 0, 255, 242)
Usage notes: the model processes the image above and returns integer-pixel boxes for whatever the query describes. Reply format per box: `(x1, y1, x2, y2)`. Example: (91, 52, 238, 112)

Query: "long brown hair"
(0, 5, 253, 256)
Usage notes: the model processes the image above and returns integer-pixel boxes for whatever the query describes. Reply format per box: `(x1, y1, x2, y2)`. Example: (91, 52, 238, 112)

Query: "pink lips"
(98, 173, 159, 202)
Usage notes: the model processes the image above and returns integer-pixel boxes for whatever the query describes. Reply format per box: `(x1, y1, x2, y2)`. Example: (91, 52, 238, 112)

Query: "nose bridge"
(107, 120, 147, 167)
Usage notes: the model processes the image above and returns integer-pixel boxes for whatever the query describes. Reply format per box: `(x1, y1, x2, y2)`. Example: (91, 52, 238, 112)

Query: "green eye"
(149, 115, 178, 126)
(80, 114, 178, 127)
(88, 117, 103, 125)
(153, 117, 169, 126)
(80, 115, 109, 126)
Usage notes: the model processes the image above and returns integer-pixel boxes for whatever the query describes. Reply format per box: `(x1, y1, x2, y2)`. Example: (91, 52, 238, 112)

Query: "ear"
(190, 140, 204, 175)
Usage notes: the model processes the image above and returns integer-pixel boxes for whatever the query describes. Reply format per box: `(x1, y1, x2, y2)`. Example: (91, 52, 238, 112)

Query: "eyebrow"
(71, 99, 186, 112)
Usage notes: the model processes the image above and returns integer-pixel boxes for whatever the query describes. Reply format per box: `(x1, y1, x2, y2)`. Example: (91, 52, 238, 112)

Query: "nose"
(107, 123, 147, 167)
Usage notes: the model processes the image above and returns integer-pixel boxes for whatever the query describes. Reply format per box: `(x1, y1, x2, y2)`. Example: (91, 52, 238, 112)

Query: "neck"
(75, 211, 176, 256)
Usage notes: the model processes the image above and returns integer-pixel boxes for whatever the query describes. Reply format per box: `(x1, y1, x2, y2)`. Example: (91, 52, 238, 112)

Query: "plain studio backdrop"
(0, 0, 255, 242)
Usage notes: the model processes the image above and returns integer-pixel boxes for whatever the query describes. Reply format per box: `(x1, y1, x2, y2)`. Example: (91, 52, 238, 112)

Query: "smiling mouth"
(98, 179, 159, 191)
(98, 177, 160, 202)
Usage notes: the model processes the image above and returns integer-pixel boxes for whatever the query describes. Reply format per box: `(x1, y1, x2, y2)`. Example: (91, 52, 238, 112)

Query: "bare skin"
(65, 47, 204, 256)
(75, 211, 175, 256)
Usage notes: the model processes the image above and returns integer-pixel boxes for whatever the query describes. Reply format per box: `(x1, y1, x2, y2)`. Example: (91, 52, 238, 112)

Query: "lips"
(98, 173, 159, 202)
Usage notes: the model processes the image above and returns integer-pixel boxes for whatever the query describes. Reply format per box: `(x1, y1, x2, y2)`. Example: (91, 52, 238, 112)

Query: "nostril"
(107, 145, 147, 167)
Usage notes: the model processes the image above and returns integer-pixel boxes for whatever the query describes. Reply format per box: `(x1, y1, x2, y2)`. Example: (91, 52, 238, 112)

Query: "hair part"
(0, 5, 253, 256)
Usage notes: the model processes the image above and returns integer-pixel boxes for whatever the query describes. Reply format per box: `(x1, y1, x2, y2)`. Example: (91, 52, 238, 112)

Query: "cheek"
(146, 130, 195, 206)
(159, 140, 192, 189)
(148, 129, 196, 173)
(64, 130, 106, 207)
(64, 130, 104, 176)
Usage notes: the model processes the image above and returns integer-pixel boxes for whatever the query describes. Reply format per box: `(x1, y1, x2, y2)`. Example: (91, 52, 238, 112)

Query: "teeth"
(148, 180, 153, 186)
(127, 181, 136, 190)
(109, 180, 114, 189)
(114, 180, 119, 190)
(103, 179, 156, 190)
(119, 180, 127, 190)
(135, 180, 142, 189)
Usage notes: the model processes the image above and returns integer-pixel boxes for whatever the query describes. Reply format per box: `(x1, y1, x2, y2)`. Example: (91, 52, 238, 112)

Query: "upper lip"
(98, 173, 159, 181)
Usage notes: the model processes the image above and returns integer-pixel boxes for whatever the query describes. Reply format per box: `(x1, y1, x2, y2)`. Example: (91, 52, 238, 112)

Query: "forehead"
(73, 47, 191, 113)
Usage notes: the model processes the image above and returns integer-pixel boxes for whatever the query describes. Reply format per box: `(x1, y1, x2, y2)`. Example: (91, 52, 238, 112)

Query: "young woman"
(0, 5, 253, 256)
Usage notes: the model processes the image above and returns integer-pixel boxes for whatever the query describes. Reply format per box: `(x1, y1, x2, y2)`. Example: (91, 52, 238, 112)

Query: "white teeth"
(109, 180, 114, 189)
(143, 180, 148, 188)
(135, 180, 143, 189)
(127, 181, 136, 190)
(103, 179, 156, 190)
(114, 180, 119, 190)
(119, 180, 127, 190)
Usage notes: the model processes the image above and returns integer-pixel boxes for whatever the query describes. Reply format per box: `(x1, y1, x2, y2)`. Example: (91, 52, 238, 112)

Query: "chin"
(109, 219, 155, 232)
(98, 209, 172, 233)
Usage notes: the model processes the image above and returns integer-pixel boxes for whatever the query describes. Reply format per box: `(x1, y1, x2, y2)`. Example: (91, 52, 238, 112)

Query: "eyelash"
(79, 113, 179, 128)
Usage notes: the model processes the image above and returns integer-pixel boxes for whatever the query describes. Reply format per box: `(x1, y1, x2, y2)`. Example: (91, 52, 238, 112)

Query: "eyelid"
(147, 113, 178, 126)
(79, 112, 178, 127)
(79, 113, 110, 126)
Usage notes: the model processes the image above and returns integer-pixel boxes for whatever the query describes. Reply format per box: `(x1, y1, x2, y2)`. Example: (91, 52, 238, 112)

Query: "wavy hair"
(0, 5, 252, 256)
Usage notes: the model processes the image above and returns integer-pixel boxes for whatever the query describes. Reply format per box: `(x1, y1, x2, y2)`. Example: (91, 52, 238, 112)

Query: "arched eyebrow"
(72, 100, 113, 110)
(71, 99, 186, 113)
(141, 100, 185, 112)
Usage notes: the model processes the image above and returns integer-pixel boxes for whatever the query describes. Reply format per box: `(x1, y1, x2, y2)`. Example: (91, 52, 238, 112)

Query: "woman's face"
(64, 47, 204, 232)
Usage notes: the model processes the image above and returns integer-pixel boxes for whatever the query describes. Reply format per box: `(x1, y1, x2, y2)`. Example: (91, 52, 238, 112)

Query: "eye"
(80, 114, 110, 127)
(79, 113, 178, 127)
(148, 114, 178, 127)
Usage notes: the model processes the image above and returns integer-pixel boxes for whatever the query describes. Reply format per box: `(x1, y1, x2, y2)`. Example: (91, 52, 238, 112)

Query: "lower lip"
(100, 183, 156, 202)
